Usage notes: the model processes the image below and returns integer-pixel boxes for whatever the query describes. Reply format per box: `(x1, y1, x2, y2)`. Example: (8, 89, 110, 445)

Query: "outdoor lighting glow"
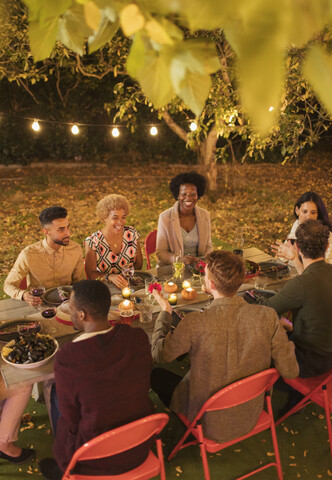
(269, 106, 274, 112)
(32, 120, 40, 132)
(71, 124, 79, 135)
(112, 127, 120, 137)
(150, 126, 158, 136)
(190, 122, 197, 131)
(229, 114, 235, 123)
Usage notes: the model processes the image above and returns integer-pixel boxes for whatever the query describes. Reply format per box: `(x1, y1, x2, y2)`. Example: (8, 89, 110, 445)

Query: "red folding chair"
(62, 413, 169, 480)
(276, 368, 332, 456)
(168, 369, 283, 480)
(19, 278, 27, 290)
(144, 230, 157, 270)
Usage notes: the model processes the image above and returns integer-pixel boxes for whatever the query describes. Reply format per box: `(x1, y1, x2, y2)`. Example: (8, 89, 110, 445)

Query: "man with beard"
(4, 206, 84, 306)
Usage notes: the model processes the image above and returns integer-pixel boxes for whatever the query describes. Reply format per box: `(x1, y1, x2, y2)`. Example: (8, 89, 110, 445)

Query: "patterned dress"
(85, 227, 140, 274)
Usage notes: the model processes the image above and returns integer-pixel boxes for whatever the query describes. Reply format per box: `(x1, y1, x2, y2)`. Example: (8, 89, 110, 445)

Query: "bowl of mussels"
(1, 332, 59, 369)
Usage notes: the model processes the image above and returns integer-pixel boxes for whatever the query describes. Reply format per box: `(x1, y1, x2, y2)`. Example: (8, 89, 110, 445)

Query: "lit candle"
(182, 280, 191, 289)
(122, 287, 131, 299)
(168, 293, 177, 306)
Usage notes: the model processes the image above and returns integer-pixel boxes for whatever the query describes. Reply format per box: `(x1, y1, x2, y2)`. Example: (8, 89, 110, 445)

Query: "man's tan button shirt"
(4, 238, 85, 300)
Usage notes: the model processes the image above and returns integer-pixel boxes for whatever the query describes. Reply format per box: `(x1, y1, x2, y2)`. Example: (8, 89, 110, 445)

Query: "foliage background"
(1, 152, 332, 298)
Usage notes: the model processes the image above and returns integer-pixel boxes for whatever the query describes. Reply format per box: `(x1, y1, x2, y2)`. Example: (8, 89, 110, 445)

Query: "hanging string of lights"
(0, 111, 198, 137)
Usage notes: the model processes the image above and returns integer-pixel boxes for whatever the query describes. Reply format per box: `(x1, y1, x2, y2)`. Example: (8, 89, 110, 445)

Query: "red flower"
(148, 282, 162, 294)
(195, 260, 206, 274)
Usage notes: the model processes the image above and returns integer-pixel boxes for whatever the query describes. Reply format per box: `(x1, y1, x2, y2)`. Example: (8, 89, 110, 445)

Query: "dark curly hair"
(296, 220, 330, 259)
(294, 192, 332, 230)
(39, 206, 67, 226)
(169, 172, 206, 200)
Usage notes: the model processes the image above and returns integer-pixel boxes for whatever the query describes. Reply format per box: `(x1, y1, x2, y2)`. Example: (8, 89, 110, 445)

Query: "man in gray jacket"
(151, 250, 299, 443)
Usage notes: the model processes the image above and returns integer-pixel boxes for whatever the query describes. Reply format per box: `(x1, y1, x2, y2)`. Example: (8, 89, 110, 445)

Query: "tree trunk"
(199, 128, 219, 193)
(162, 110, 219, 193)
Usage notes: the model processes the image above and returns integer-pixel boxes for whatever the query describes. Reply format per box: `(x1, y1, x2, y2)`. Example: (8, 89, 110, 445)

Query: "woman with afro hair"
(156, 172, 213, 265)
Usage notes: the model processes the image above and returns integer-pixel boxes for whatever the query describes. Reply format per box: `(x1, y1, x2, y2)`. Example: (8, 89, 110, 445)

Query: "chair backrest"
(288, 368, 332, 408)
(197, 369, 280, 417)
(145, 230, 157, 270)
(67, 414, 168, 465)
(19, 278, 27, 290)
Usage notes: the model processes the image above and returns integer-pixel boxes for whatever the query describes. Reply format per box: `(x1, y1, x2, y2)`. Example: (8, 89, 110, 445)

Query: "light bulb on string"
(71, 124, 79, 135)
(269, 106, 274, 112)
(111, 127, 120, 137)
(189, 121, 197, 132)
(32, 120, 40, 132)
(150, 126, 158, 136)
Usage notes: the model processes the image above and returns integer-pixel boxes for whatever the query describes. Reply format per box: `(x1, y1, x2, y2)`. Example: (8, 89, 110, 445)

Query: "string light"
(269, 106, 274, 112)
(190, 122, 197, 131)
(32, 120, 40, 132)
(71, 124, 79, 135)
(111, 127, 120, 137)
(150, 126, 158, 136)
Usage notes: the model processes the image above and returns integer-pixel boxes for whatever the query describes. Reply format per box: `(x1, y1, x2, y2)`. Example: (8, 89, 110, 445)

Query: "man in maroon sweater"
(40, 280, 153, 480)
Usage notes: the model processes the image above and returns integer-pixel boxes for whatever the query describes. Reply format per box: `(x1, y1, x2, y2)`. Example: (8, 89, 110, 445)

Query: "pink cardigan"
(156, 201, 213, 265)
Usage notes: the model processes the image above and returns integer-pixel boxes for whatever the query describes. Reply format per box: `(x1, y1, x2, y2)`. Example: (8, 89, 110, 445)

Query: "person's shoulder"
(22, 240, 44, 255)
(67, 239, 83, 251)
(159, 205, 174, 219)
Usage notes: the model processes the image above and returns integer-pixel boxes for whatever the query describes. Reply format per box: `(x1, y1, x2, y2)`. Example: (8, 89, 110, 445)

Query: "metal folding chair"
(144, 230, 157, 270)
(168, 369, 283, 480)
(62, 413, 169, 480)
(276, 368, 332, 456)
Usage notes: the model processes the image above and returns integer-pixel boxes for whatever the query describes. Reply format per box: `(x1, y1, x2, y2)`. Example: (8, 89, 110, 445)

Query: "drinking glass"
(139, 303, 153, 324)
(254, 274, 268, 290)
(122, 264, 135, 287)
(172, 253, 185, 281)
(233, 228, 244, 251)
(29, 285, 46, 311)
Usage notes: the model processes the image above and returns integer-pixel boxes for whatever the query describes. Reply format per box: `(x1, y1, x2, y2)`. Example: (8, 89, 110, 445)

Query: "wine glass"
(122, 264, 135, 287)
(233, 228, 244, 254)
(29, 285, 46, 310)
(172, 252, 185, 281)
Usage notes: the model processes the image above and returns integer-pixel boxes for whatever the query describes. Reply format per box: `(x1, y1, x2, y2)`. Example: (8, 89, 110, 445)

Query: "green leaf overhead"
(83, 1, 102, 30)
(130, 47, 175, 108)
(177, 71, 212, 116)
(120, 3, 145, 36)
(303, 45, 332, 117)
(29, 18, 59, 61)
(88, 16, 119, 53)
(58, 4, 92, 55)
(224, 2, 288, 134)
(24, 0, 72, 23)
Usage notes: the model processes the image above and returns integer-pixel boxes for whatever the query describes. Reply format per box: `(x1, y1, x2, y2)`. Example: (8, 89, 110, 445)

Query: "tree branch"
(75, 54, 121, 79)
(162, 111, 188, 143)
(17, 78, 40, 104)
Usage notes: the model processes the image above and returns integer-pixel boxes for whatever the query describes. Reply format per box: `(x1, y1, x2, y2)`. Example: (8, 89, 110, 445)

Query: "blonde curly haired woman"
(85, 194, 143, 289)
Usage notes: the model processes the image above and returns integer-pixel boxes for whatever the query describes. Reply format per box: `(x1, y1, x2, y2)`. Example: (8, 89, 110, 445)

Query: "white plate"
(1, 335, 59, 369)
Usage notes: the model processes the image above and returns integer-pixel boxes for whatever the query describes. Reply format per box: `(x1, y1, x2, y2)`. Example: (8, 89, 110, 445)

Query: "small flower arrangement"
(193, 260, 206, 276)
(148, 282, 162, 294)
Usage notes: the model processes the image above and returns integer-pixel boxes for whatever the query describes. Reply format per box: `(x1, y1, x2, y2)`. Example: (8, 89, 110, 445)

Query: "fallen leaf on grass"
(22, 413, 32, 423)
(304, 450, 308, 457)
(20, 422, 34, 431)
(37, 424, 47, 429)
(175, 466, 182, 473)
(327, 469, 332, 476)
(267, 452, 275, 457)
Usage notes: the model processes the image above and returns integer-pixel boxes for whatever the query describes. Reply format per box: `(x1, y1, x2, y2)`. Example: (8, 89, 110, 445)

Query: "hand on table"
(271, 240, 297, 261)
(280, 315, 293, 332)
(108, 274, 128, 289)
(182, 255, 196, 265)
(152, 290, 173, 315)
(22, 292, 42, 307)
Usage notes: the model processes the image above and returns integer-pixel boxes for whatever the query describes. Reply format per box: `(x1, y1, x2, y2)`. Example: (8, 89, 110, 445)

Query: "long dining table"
(0, 247, 296, 391)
